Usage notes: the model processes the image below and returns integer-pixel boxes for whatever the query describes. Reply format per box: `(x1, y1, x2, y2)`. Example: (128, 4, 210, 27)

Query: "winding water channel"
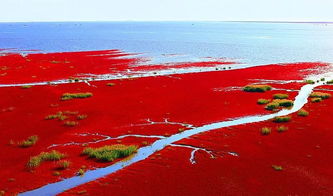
(19, 80, 327, 196)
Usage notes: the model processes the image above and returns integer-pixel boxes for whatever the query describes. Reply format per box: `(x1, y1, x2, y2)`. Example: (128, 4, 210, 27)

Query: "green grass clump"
(77, 114, 88, 120)
(21, 85, 32, 89)
(276, 126, 288, 132)
(106, 83, 115, 86)
(45, 111, 68, 121)
(243, 85, 272, 92)
(273, 116, 291, 123)
(265, 99, 294, 110)
(265, 102, 280, 110)
(27, 150, 65, 169)
(19, 135, 38, 148)
(53, 171, 61, 176)
(77, 169, 85, 176)
(273, 93, 289, 99)
(61, 92, 93, 100)
(310, 92, 331, 99)
(304, 80, 315, 84)
(311, 97, 322, 103)
(57, 160, 71, 170)
(298, 109, 309, 117)
(272, 165, 283, 171)
(274, 99, 294, 107)
(82, 144, 137, 162)
(63, 121, 78, 127)
(261, 127, 271, 135)
(327, 80, 333, 84)
(257, 99, 270, 105)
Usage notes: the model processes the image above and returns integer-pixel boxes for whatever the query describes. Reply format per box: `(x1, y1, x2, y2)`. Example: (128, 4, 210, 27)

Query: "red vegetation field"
(0, 49, 332, 195)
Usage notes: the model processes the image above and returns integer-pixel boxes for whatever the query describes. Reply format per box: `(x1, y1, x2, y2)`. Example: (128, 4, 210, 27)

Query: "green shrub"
(327, 80, 333, 84)
(272, 165, 283, 171)
(106, 83, 115, 86)
(321, 78, 325, 81)
(45, 112, 68, 121)
(19, 135, 38, 148)
(273, 116, 291, 123)
(265, 99, 294, 110)
(273, 94, 289, 99)
(275, 99, 294, 107)
(61, 92, 93, 100)
(77, 169, 85, 176)
(57, 160, 71, 170)
(311, 97, 322, 103)
(261, 127, 271, 135)
(77, 114, 88, 120)
(53, 171, 61, 176)
(82, 144, 137, 162)
(63, 121, 78, 127)
(21, 85, 32, 89)
(63, 111, 79, 115)
(27, 150, 65, 169)
(304, 80, 315, 84)
(310, 92, 331, 99)
(265, 102, 280, 110)
(243, 85, 272, 92)
(257, 99, 270, 105)
(276, 126, 288, 132)
(298, 109, 309, 117)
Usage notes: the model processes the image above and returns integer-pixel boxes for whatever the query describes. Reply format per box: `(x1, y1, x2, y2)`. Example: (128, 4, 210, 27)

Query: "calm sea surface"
(1, 22, 333, 65)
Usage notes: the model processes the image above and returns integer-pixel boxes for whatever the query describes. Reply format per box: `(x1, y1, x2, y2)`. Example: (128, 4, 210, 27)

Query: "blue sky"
(1, 0, 333, 22)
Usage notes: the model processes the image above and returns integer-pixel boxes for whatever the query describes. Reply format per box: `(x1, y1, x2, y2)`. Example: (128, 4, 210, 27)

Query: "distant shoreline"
(0, 20, 332, 24)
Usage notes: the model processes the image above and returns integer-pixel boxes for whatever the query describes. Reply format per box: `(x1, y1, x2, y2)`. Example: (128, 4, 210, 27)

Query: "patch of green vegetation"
(265, 99, 294, 110)
(27, 150, 65, 169)
(310, 92, 331, 99)
(320, 78, 325, 81)
(273, 93, 289, 99)
(304, 80, 315, 84)
(311, 97, 322, 103)
(45, 112, 68, 121)
(19, 135, 38, 148)
(276, 126, 288, 132)
(77, 114, 88, 120)
(21, 85, 32, 89)
(261, 127, 271, 135)
(82, 144, 137, 162)
(77, 169, 85, 176)
(265, 102, 280, 110)
(106, 83, 115, 86)
(243, 85, 272, 92)
(327, 80, 333, 84)
(298, 109, 309, 117)
(257, 99, 270, 105)
(57, 160, 71, 170)
(272, 165, 283, 171)
(61, 92, 93, 100)
(274, 99, 294, 107)
(273, 116, 291, 123)
(53, 171, 61, 176)
(63, 121, 78, 127)
(63, 111, 79, 115)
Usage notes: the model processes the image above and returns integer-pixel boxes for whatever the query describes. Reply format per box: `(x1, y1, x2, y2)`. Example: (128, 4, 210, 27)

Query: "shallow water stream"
(19, 80, 327, 196)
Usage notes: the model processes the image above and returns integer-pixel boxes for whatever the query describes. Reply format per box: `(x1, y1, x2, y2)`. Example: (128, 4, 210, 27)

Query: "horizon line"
(0, 20, 332, 24)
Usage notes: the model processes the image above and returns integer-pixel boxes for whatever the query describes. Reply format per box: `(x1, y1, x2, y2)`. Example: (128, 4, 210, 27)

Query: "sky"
(0, 0, 333, 22)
